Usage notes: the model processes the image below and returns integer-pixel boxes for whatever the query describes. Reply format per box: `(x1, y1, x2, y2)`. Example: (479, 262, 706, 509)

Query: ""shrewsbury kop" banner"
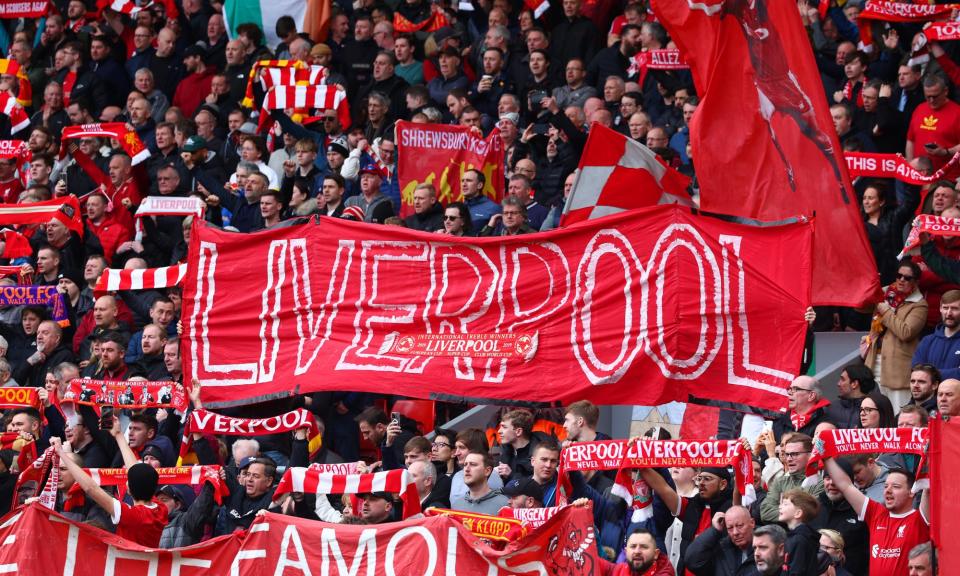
(396, 121, 504, 218)
(0, 502, 600, 575)
(182, 205, 811, 412)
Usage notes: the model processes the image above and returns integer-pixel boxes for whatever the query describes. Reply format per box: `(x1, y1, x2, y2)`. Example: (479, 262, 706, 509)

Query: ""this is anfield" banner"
(0, 502, 599, 576)
(396, 121, 504, 218)
(182, 205, 812, 412)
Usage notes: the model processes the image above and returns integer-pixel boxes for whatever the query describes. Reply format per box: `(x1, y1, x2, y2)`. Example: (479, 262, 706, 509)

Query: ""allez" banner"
(396, 121, 504, 218)
(182, 206, 812, 412)
(0, 501, 600, 576)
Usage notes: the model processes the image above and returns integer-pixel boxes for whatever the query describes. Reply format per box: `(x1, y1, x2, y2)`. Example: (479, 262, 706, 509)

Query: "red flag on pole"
(651, 0, 880, 306)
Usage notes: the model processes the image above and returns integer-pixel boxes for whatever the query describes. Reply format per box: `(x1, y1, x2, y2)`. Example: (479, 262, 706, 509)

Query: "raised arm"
(822, 456, 866, 515)
(53, 437, 116, 515)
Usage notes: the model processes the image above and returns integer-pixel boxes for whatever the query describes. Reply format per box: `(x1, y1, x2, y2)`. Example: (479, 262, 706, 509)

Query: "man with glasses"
(773, 376, 831, 441)
(479, 196, 535, 236)
(760, 433, 823, 523)
(553, 58, 598, 110)
(906, 74, 960, 170)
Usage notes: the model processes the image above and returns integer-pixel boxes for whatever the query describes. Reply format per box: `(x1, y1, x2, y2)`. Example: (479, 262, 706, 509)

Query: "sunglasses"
(444, 215, 460, 221)
(896, 273, 916, 281)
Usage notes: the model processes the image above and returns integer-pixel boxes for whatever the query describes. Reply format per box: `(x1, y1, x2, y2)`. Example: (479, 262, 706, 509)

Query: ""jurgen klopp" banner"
(182, 205, 812, 412)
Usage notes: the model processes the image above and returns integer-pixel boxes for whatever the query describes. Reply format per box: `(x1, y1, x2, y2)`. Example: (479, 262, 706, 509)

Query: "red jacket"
(87, 215, 132, 264)
(173, 69, 215, 118)
(600, 555, 675, 576)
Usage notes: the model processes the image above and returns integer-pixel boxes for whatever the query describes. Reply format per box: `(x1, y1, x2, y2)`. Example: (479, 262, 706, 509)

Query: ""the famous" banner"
(396, 121, 504, 218)
(0, 502, 600, 575)
(182, 206, 812, 412)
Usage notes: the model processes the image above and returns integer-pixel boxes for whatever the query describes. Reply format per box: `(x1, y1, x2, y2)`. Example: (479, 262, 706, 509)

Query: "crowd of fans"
(0, 0, 952, 573)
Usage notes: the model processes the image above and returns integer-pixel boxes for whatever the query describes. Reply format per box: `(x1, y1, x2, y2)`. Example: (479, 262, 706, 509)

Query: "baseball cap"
(439, 45, 461, 58)
(156, 484, 197, 508)
(501, 477, 544, 502)
(140, 444, 165, 462)
(359, 161, 382, 176)
(182, 135, 208, 153)
(699, 467, 732, 482)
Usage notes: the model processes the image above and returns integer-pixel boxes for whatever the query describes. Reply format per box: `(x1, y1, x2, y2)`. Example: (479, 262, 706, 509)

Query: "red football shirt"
(907, 100, 960, 170)
(111, 499, 169, 548)
(859, 498, 929, 576)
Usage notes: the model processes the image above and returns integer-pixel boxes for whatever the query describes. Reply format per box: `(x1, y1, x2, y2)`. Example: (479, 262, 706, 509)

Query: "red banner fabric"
(651, 0, 880, 307)
(0, 196, 83, 234)
(61, 123, 150, 165)
(844, 151, 960, 184)
(0, 0, 47, 18)
(929, 416, 960, 572)
(395, 121, 504, 218)
(0, 502, 598, 576)
(424, 507, 526, 542)
(181, 206, 811, 412)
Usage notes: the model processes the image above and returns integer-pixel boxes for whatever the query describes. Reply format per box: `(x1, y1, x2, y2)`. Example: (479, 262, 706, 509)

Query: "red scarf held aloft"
(0, 229, 33, 260)
(558, 439, 754, 508)
(61, 123, 151, 165)
(899, 214, 960, 260)
(66, 379, 188, 414)
(273, 468, 421, 519)
(556, 439, 649, 515)
(393, 7, 449, 33)
(805, 427, 929, 485)
(0, 196, 83, 235)
(178, 408, 322, 465)
(85, 466, 229, 504)
(789, 397, 831, 431)
(14, 445, 57, 510)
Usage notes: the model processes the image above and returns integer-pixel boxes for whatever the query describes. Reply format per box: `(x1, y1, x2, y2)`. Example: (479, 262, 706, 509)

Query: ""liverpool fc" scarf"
(178, 408, 322, 465)
(805, 427, 928, 486)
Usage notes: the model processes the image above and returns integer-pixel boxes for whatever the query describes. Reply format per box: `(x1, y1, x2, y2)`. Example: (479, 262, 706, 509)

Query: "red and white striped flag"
(273, 468, 421, 519)
(0, 92, 30, 135)
(94, 263, 187, 295)
(258, 85, 350, 133)
(261, 65, 329, 92)
(525, 0, 549, 19)
(560, 122, 692, 226)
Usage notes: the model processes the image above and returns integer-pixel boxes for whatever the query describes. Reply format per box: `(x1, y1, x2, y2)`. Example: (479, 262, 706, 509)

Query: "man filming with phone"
(906, 74, 960, 170)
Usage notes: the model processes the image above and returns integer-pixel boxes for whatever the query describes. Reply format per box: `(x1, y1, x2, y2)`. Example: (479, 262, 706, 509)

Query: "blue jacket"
(466, 195, 502, 231)
(912, 323, 960, 379)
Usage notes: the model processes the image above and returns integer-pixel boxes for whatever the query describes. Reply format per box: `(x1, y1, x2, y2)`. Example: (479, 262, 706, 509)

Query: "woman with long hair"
(860, 180, 919, 285)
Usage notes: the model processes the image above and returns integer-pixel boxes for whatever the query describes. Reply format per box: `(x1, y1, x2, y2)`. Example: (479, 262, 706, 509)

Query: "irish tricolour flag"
(223, 0, 330, 47)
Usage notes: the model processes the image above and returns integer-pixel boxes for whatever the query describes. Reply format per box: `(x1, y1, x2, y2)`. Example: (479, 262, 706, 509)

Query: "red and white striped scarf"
(362, 141, 389, 178)
(274, 468, 421, 519)
(258, 85, 350, 133)
(94, 263, 187, 295)
(0, 92, 30, 135)
(524, 0, 549, 19)
(260, 65, 329, 93)
(96, 0, 178, 18)
(241, 60, 309, 109)
(16, 445, 58, 510)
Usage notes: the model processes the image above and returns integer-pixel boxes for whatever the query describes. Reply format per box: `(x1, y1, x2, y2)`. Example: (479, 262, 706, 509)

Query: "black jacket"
(684, 525, 759, 576)
(13, 343, 74, 389)
(784, 523, 820, 576)
(811, 493, 869, 576)
(403, 202, 444, 232)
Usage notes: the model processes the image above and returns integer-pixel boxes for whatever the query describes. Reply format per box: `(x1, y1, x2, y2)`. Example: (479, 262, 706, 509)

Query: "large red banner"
(651, 0, 880, 307)
(396, 121, 504, 218)
(182, 206, 811, 412)
(0, 502, 599, 575)
(930, 416, 960, 574)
